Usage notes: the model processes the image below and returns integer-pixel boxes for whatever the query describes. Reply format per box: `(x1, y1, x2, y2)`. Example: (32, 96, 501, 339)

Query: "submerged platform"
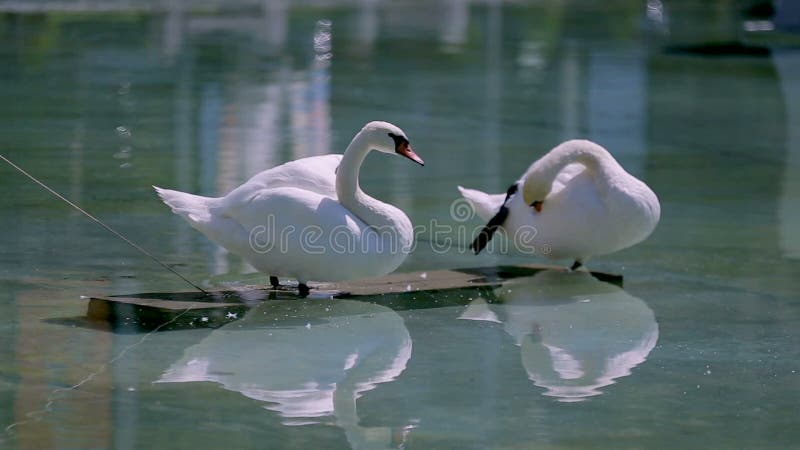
(84, 264, 622, 331)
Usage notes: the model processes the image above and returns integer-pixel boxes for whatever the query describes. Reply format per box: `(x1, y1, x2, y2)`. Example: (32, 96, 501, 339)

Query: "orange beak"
(531, 201, 543, 212)
(397, 143, 424, 166)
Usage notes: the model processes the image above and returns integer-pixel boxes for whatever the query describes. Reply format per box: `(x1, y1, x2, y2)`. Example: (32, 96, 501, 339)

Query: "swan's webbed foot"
(269, 276, 280, 288)
(298, 283, 310, 297)
(570, 260, 583, 271)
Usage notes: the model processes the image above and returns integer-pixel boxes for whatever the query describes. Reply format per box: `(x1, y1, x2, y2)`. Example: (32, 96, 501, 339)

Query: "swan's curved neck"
(335, 131, 396, 229)
(336, 131, 371, 202)
(527, 141, 618, 192)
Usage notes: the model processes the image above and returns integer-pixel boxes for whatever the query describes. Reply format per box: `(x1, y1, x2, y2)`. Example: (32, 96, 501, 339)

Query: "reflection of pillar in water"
(587, 46, 647, 177)
(559, 41, 580, 141)
(289, 77, 309, 159)
(354, 0, 379, 54)
(68, 60, 88, 245)
(172, 48, 194, 257)
(440, 0, 469, 51)
(311, 19, 332, 158)
(477, 7, 504, 441)
(482, 0, 502, 194)
(291, 19, 332, 160)
(773, 50, 800, 259)
(198, 82, 228, 274)
(262, 0, 288, 54)
(240, 83, 283, 179)
(162, 0, 185, 58)
(199, 83, 221, 199)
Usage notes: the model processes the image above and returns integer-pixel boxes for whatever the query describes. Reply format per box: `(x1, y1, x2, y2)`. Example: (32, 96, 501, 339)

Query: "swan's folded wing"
(218, 187, 364, 248)
(243, 154, 343, 198)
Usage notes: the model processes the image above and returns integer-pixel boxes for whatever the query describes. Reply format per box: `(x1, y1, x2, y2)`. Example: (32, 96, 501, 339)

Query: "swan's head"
(362, 121, 424, 166)
(522, 139, 610, 212)
(522, 176, 547, 213)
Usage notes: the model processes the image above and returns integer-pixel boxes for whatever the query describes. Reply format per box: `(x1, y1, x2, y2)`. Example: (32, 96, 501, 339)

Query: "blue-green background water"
(1, 1, 799, 448)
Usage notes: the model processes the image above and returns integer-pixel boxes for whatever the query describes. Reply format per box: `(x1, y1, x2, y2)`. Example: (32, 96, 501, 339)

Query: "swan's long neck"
(527, 140, 619, 194)
(336, 131, 401, 230)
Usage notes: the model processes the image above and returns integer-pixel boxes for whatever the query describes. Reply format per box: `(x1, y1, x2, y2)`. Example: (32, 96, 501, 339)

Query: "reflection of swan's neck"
(526, 140, 619, 195)
(336, 130, 396, 229)
(332, 385, 359, 432)
(334, 385, 404, 450)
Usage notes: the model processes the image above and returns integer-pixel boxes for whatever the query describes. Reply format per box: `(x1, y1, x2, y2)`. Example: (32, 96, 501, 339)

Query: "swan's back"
(536, 161, 659, 260)
(230, 154, 342, 201)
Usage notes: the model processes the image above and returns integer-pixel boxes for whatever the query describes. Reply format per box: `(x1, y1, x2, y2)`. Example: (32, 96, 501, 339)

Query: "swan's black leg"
(298, 283, 310, 297)
(570, 260, 583, 271)
(269, 276, 280, 288)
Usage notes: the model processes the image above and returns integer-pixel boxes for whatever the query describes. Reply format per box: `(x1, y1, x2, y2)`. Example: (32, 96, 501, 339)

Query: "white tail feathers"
(155, 186, 251, 254)
(153, 186, 213, 223)
(457, 186, 505, 221)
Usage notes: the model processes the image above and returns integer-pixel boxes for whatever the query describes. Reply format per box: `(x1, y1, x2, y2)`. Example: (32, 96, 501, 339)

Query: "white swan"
(155, 121, 424, 294)
(459, 139, 660, 269)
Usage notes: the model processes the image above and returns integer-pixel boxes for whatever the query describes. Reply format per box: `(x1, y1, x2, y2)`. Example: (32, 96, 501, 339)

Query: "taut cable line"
(0, 153, 208, 294)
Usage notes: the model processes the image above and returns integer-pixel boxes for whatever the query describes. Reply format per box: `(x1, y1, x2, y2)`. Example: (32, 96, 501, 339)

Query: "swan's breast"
(604, 174, 661, 243)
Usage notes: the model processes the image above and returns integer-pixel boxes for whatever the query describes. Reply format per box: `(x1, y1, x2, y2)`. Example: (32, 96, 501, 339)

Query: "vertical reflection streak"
(774, 50, 800, 260)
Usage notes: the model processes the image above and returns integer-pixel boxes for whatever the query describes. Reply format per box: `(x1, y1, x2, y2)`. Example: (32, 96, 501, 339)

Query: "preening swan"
(459, 139, 660, 269)
(155, 121, 424, 294)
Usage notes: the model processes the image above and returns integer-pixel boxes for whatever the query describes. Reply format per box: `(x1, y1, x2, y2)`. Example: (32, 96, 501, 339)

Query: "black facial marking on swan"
(388, 132, 409, 152)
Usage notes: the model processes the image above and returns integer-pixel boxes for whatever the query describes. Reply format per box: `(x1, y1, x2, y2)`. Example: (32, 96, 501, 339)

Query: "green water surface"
(1, 1, 799, 449)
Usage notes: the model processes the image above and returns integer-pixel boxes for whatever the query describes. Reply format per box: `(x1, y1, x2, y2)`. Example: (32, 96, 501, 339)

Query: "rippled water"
(1, 1, 799, 449)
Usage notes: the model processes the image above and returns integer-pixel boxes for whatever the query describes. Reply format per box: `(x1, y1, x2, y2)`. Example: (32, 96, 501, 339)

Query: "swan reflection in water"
(460, 271, 658, 402)
(157, 299, 413, 449)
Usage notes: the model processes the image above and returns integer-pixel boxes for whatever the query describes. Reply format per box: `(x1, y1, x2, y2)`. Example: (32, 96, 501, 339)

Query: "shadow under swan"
(156, 299, 413, 449)
(459, 270, 658, 402)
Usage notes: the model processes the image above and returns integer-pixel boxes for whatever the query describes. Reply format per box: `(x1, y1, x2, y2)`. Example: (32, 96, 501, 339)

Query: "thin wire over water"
(0, 153, 208, 294)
